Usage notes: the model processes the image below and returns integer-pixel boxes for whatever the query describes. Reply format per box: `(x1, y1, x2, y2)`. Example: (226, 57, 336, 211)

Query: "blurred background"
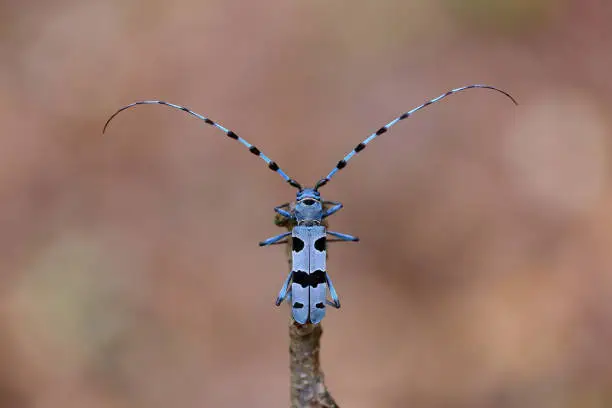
(1, 0, 611, 407)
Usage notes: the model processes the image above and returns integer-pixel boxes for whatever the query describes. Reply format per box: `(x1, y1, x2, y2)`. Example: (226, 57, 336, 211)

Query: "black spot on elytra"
(292, 237, 305, 252)
(376, 126, 387, 135)
(399, 112, 410, 120)
(314, 237, 326, 252)
(293, 271, 309, 288)
(180, 106, 189, 111)
(226, 131, 238, 140)
(423, 101, 432, 107)
(355, 142, 366, 152)
(293, 302, 304, 309)
(311, 270, 326, 288)
(292, 270, 327, 288)
(336, 160, 346, 169)
(204, 118, 214, 125)
(249, 146, 261, 155)
(268, 161, 279, 171)
(157, 101, 166, 105)
(315, 302, 325, 309)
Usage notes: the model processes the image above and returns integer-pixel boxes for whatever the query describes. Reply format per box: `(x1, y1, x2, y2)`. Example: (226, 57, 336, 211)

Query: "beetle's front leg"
(274, 202, 292, 218)
(322, 200, 343, 218)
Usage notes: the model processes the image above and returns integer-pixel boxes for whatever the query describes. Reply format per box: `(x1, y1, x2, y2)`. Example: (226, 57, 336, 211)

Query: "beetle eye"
(303, 199, 315, 205)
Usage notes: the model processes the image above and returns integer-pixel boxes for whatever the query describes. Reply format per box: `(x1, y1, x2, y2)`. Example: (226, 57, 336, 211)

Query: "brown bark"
(289, 322, 338, 407)
(275, 210, 338, 408)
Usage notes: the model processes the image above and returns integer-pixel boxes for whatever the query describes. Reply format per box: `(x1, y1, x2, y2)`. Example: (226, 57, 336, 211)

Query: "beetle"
(103, 84, 517, 324)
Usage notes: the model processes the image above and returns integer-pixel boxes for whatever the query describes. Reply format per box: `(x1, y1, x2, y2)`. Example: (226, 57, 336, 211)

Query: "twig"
(275, 210, 339, 408)
(289, 322, 337, 407)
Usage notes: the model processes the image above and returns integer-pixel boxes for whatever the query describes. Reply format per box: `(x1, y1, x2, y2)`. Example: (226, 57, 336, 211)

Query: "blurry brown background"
(1, 0, 612, 407)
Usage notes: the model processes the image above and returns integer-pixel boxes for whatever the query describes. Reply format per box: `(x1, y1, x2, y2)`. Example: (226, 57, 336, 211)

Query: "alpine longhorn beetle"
(103, 84, 517, 324)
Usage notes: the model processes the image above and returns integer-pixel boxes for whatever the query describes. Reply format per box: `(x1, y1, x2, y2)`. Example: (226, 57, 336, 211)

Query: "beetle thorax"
(294, 188, 323, 226)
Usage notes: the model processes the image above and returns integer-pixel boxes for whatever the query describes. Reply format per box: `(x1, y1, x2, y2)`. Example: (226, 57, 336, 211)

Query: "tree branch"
(289, 322, 338, 407)
(275, 210, 339, 408)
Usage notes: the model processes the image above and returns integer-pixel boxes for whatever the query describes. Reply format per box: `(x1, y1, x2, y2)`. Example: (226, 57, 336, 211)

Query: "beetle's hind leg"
(325, 273, 341, 308)
(275, 271, 293, 306)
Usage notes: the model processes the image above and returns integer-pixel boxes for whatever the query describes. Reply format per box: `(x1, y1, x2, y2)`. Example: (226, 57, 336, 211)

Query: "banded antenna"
(314, 84, 517, 190)
(103, 101, 303, 190)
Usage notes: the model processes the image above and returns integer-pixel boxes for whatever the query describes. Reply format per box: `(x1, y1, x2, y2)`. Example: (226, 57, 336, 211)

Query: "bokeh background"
(1, 0, 612, 407)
